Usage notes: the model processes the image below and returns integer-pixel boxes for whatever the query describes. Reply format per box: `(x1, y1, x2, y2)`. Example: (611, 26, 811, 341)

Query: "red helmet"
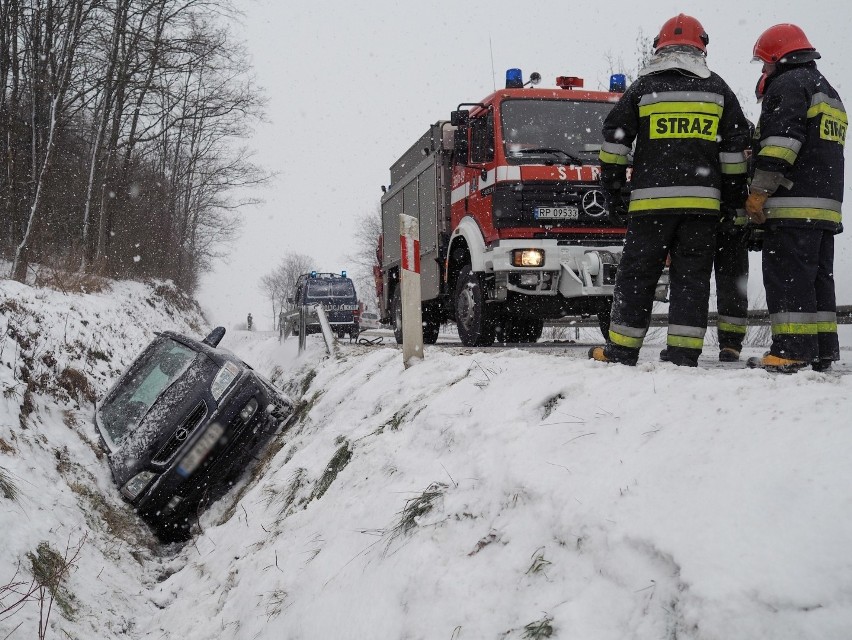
(753, 24, 820, 63)
(653, 14, 709, 53)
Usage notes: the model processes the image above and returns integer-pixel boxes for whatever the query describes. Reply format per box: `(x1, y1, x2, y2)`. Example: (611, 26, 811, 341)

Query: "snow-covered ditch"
(2, 277, 851, 639)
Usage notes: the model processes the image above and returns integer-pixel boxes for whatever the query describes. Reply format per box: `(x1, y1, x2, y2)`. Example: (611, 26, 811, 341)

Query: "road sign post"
(400, 213, 424, 367)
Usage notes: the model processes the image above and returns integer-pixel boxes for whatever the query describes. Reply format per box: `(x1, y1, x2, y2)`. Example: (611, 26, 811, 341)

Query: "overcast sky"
(196, 0, 852, 331)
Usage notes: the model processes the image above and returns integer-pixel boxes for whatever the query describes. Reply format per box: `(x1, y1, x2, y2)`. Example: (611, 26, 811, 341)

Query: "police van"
(290, 271, 359, 339)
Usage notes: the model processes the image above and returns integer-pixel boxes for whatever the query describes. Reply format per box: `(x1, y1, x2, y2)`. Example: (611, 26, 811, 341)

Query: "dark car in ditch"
(94, 327, 293, 541)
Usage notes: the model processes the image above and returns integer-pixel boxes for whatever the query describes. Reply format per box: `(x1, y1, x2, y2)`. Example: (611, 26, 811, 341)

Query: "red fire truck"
(377, 69, 631, 347)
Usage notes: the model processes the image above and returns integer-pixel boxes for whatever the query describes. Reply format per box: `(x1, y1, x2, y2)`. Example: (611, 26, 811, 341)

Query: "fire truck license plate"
(535, 206, 579, 220)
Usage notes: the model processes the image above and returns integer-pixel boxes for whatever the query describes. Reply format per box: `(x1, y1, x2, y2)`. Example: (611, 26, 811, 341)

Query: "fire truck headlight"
(511, 249, 545, 267)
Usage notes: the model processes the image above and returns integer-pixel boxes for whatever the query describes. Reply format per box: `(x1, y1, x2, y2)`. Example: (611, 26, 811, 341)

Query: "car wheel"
(454, 265, 496, 347)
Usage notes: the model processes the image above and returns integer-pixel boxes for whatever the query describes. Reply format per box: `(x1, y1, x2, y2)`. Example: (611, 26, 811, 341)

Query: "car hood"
(106, 357, 221, 484)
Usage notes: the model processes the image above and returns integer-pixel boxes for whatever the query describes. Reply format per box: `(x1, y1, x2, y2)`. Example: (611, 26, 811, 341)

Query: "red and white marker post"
(400, 213, 424, 367)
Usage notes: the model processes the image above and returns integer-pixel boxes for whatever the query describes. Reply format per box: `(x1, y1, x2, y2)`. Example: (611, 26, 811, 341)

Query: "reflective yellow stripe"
(639, 102, 724, 117)
(609, 330, 643, 348)
(759, 146, 798, 164)
(667, 335, 704, 349)
(772, 322, 819, 335)
(721, 161, 748, 174)
(764, 207, 842, 223)
(807, 102, 848, 122)
(718, 321, 747, 334)
(817, 321, 838, 332)
(599, 150, 628, 165)
(629, 197, 720, 212)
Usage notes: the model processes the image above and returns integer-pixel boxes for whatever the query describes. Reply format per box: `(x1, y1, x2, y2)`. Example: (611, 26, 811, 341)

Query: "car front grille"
(153, 401, 207, 464)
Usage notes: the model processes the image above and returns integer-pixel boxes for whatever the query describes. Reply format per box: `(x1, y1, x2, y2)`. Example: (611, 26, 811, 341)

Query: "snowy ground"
(2, 278, 851, 639)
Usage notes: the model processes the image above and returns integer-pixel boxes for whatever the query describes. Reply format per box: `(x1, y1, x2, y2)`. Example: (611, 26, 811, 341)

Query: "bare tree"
(11, 0, 99, 281)
(344, 205, 382, 310)
(602, 28, 654, 87)
(259, 253, 315, 326)
(1, 0, 268, 292)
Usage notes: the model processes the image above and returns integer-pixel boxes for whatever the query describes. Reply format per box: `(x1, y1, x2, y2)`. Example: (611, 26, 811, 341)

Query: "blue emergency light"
(310, 271, 317, 278)
(610, 73, 627, 93)
(506, 68, 524, 89)
(341, 270, 347, 277)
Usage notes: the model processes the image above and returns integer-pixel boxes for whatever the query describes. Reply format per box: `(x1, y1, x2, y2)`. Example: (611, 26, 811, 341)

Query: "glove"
(745, 190, 769, 224)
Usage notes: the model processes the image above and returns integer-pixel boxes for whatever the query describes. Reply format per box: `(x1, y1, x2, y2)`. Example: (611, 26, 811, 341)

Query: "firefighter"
(590, 13, 751, 366)
(744, 24, 844, 373)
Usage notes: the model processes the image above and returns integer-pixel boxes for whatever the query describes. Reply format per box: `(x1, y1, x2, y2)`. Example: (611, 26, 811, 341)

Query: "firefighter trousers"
(607, 214, 718, 366)
(714, 225, 749, 352)
(762, 226, 839, 363)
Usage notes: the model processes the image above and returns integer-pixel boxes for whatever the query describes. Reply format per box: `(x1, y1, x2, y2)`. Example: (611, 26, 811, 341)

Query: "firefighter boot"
(746, 353, 808, 373)
(658, 348, 697, 367)
(719, 347, 741, 362)
(588, 346, 637, 366)
(811, 358, 834, 372)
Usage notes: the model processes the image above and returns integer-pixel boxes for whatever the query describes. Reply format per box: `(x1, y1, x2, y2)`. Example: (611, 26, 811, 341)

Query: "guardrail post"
(400, 213, 424, 368)
(298, 306, 307, 353)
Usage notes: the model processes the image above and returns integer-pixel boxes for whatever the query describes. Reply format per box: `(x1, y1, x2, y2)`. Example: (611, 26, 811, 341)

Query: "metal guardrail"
(547, 305, 852, 328)
(278, 305, 339, 357)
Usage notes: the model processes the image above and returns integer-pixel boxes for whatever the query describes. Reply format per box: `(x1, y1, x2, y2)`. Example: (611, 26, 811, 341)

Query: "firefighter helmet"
(653, 14, 709, 53)
(752, 24, 820, 64)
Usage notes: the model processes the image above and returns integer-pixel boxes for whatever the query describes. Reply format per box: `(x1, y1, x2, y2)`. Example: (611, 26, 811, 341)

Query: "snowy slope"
(2, 279, 851, 640)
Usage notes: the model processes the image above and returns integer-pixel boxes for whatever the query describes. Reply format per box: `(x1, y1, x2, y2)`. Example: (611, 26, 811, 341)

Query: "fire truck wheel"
(423, 304, 440, 344)
(391, 287, 403, 345)
(454, 266, 496, 347)
(597, 306, 612, 340)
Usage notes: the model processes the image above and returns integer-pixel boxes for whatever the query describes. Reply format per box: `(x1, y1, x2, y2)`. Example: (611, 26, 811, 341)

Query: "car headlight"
(239, 398, 258, 422)
(210, 361, 240, 401)
(121, 470, 156, 501)
(511, 249, 545, 267)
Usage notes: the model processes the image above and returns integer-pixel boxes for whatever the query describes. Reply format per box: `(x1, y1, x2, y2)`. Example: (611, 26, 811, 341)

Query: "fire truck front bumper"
(486, 241, 623, 299)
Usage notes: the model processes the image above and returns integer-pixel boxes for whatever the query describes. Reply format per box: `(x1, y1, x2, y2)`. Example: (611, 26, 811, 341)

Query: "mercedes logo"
(582, 190, 607, 217)
(175, 427, 189, 442)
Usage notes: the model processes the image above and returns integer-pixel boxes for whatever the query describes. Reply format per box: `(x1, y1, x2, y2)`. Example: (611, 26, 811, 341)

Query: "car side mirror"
(202, 326, 226, 347)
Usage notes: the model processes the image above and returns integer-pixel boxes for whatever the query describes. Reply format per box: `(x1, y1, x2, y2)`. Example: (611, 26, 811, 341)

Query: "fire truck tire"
(391, 287, 403, 344)
(454, 266, 496, 346)
(423, 304, 440, 344)
(597, 306, 612, 340)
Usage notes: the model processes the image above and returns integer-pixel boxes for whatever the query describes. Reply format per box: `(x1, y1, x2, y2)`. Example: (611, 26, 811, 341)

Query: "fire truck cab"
(378, 70, 631, 346)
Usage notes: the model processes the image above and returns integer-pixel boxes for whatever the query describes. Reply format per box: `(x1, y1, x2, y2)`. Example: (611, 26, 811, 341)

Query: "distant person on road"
(589, 13, 751, 367)
(247, 313, 253, 331)
(744, 24, 844, 373)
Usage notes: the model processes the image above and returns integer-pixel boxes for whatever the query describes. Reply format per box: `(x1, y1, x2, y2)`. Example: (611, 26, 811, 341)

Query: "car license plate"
(177, 422, 225, 477)
(535, 206, 579, 220)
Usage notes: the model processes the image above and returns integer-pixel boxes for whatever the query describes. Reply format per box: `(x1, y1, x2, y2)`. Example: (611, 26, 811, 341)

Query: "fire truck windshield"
(501, 99, 614, 164)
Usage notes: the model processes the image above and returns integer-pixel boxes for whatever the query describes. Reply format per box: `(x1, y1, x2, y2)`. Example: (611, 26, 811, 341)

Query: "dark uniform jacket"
(751, 62, 846, 233)
(599, 66, 751, 216)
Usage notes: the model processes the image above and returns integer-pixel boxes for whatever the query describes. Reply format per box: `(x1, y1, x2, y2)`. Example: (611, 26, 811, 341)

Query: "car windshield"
(501, 99, 613, 164)
(99, 338, 198, 445)
(306, 279, 355, 299)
